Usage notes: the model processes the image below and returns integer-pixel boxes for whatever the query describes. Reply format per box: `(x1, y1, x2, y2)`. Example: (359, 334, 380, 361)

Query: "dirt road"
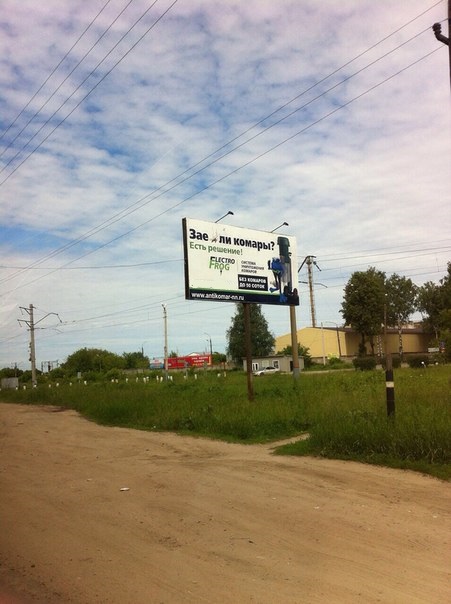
(0, 403, 449, 604)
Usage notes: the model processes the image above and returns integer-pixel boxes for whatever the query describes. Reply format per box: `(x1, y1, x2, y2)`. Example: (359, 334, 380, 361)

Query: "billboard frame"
(182, 218, 299, 307)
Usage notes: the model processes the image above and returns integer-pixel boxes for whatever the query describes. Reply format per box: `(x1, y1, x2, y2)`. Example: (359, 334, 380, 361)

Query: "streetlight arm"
(215, 211, 234, 223)
(432, 22, 449, 45)
(270, 221, 289, 233)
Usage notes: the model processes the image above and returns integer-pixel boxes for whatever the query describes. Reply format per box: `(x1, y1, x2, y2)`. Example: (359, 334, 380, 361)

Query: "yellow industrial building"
(275, 325, 432, 362)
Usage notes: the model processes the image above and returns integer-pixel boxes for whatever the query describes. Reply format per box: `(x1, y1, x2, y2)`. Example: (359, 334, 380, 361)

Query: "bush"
(19, 370, 34, 383)
(48, 367, 66, 380)
(105, 368, 123, 381)
(81, 371, 101, 382)
(407, 355, 429, 368)
(326, 355, 347, 368)
(352, 357, 377, 371)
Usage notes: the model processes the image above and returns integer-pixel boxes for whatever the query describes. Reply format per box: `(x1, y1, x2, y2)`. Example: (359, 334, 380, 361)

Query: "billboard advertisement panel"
(183, 218, 299, 306)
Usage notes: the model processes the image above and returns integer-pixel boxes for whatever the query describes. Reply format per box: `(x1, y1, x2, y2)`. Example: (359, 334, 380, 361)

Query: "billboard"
(149, 355, 211, 370)
(183, 218, 299, 306)
(168, 354, 211, 369)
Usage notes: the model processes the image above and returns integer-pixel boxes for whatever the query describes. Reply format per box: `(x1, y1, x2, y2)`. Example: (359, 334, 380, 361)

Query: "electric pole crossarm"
(18, 310, 61, 328)
(17, 304, 37, 386)
(17, 305, 62, 388)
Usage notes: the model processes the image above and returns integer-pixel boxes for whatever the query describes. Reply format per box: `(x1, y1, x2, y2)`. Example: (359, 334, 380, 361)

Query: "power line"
(0, 258, 182, 270)
(0, 0, 170, 175)
(0, 0, 114, 144)
(0, 25, 439, 290)
(0, 0, 136, 163)
(0, 45, 441, 299)
(23, 257, 451, 336)
(319, 245, 451, 267)
(2, 243, 449, 272)
(320, 239, 451, 261)
(0, 0, 179, 185)
(2, 256, 447, 348)
(33, 296, 233, 337)
(1, 2, 441, 269)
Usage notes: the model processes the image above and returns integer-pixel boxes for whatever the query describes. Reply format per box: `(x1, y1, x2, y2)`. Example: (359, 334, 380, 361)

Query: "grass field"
(2, 365, 450, 479)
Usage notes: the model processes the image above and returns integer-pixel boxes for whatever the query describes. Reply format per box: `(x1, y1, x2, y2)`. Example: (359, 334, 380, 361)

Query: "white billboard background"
(183, 218, 299, 306)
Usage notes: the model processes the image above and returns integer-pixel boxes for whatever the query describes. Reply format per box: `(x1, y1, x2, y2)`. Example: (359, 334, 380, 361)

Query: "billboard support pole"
(290, 305, 300, 379)
(162, 304, 168, 381)
(243, 303, 254, 401)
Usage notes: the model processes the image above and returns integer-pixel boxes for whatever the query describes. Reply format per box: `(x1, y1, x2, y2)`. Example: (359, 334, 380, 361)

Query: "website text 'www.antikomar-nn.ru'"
(191, 292, 245, 302)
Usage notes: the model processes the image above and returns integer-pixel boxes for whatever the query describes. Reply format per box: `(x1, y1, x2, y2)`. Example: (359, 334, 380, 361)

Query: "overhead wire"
(5, 294, 232, 341)
(0, 12, 441, 289)
(320, 239, 451, 262)
(0, 0, 136, 163)
(0, 0, 114, 145)
(31, 256, 450, 337)
(2, 243, 450, 271)
(318, 246, 451, 269)
(0, 259, 181, 270)
(1, 1, 442, 260)
(0, 0, 173, 178)
(0, 44, 442, 299)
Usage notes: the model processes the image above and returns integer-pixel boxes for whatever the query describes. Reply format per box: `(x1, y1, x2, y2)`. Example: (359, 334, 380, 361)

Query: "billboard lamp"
(215, 211, 234, 223)
(271, 221, 288, 232)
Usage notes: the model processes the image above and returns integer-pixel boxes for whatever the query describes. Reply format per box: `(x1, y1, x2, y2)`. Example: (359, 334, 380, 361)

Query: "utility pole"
(243, 303, 254, 401)
(269, 220, 299, 379)
(306, 256, 316, 328)
(204, 332, 213, 360)
(289, 304, 300, 378)
(432, 0, 451, 90)
(18, 305, 61, 387)
(298, 255, 321, 328)
(162, 304, 168, 380)
(19, 304, 37, 386)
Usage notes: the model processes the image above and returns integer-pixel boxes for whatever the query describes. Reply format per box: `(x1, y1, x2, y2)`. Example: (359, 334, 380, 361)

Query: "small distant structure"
(1, 377, 19, 389)
(242, 355, 302, 374)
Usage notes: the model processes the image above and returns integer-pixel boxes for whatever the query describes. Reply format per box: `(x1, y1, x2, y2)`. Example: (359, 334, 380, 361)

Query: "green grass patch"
(1, 366, 450, 479)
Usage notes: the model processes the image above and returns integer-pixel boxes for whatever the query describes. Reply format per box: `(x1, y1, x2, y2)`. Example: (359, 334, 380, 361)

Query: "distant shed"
(242, 355, 303, 373)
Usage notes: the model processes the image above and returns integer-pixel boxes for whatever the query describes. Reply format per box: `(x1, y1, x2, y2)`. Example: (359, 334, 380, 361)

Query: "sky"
(1, 0, 450, 370)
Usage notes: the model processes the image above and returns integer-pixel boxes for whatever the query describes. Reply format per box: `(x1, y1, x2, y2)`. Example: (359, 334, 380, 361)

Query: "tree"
(417, 281, 443, 338)
(226, 304, 275, 365)
(341, 267, 386, 356)
(417, 263, 451, 336)
(0, 366, 23, 378)
(385, 274, 418, 358)
(61, 348, 125, 374)
(418, 263, 451, 358)
(122, 351, 150, 369)
(437, 262, 451, 332)
(212, 352, 227, 365)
